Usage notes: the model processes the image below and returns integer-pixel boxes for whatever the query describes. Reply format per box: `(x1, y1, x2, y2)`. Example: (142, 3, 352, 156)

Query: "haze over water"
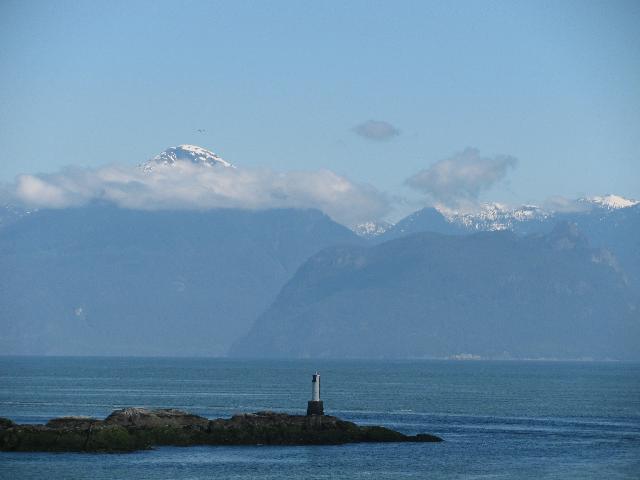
(1, 357, 639, 479)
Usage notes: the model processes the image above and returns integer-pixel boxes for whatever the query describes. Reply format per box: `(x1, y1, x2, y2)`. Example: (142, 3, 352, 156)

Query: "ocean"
(1, 357, 639, 479)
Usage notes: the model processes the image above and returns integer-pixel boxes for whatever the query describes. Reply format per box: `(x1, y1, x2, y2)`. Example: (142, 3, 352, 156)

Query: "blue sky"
(1, 0, 639, 219)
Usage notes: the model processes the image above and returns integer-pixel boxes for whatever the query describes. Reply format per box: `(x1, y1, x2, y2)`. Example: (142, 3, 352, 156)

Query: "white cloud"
(352, 120, 400, 141)
(10, 163, 390, 227)
(405, 148, 517, 208)
(16, 174, 73, 208)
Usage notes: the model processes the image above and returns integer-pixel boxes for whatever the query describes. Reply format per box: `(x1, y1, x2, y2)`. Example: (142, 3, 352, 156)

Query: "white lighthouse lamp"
(306, 371, 324, 416)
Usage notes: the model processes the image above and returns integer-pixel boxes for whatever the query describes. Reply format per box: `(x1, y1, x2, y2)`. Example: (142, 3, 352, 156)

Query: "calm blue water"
(0, 357, 639, 479)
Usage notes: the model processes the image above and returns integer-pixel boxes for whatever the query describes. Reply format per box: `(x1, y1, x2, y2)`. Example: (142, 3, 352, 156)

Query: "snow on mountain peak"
(141, 145, 234, 172)
(585, 194, 638, 210)
(436, 202, 549, 231)
(416, 195, 638, 233)
(353, 220, 392, 238)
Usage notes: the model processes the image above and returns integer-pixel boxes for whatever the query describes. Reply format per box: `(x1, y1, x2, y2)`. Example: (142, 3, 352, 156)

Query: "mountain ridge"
(231, 224, 639, 360)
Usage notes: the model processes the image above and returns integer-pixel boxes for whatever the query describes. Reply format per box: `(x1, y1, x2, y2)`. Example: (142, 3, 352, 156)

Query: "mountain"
(551, 204, 640, 290)
(140, 144, 234, 172)
(377, 207, 465, 241)
(444, 203, 551, 233)
(488, 202, 640, 290)
(372, 203, 553, 241)
(0, 205, 362, 356)
(582, 194, 639, 210)
(372, 198, 640, 289)
(377, 195, 638, 238)
(230, 224, 639, 360)
(439, 195, 637, 233)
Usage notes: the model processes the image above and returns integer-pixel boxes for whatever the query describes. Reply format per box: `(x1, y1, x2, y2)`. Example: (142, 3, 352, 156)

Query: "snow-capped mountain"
(442, 203, 550, 232)
(140, 144, 234, 172)
(431, 195, 637, 232)
(370, 194, 639, 242)
(581, 194, 639, 210)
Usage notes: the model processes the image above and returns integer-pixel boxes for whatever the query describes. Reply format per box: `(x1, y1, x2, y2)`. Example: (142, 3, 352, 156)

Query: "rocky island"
(0, 408, 442, 452)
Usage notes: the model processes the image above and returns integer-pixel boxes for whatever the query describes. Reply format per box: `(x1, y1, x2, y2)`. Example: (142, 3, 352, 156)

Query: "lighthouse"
(306, 371, 324, 416)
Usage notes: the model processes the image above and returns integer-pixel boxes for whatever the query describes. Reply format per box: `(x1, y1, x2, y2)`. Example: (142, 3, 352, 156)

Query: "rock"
(46, 416, 100, 430)
(0, 418, 14, 430)
(0, 408, 443, 452)
(415, 433, 444, 442)
(1, 424, 89, 452)
(105, 408, 209, 429)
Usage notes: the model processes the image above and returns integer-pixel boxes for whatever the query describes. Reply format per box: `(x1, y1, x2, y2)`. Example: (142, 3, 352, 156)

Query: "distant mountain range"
(361, 197, 640, 290)
(1, 145, 638, 358)
(357, 194, 638, 240)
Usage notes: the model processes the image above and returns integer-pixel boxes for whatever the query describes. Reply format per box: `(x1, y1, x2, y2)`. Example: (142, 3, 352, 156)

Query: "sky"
(1, 0, 639, 222)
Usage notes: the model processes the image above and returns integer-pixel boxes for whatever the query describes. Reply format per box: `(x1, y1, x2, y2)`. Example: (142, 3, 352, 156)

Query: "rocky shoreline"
(0, 408, 443, 452)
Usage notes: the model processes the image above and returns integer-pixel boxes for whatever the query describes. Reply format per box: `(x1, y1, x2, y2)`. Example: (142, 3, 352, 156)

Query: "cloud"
(405, 148, 517, 208)
(352, 120, 400, 141)
(10, 163, 390, 227)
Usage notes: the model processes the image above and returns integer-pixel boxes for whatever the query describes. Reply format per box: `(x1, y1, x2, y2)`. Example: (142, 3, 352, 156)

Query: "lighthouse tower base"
(306, 400, 324, 416)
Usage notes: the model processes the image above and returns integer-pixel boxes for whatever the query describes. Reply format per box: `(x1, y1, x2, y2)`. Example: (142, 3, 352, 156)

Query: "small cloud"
(352, 120, 400, 141)
(405, 147, 517, 208)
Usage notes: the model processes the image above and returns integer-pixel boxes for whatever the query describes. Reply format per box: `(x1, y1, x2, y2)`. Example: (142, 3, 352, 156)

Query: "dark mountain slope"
(0, 205, 362, 355)
(231, 224, 639, 360)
